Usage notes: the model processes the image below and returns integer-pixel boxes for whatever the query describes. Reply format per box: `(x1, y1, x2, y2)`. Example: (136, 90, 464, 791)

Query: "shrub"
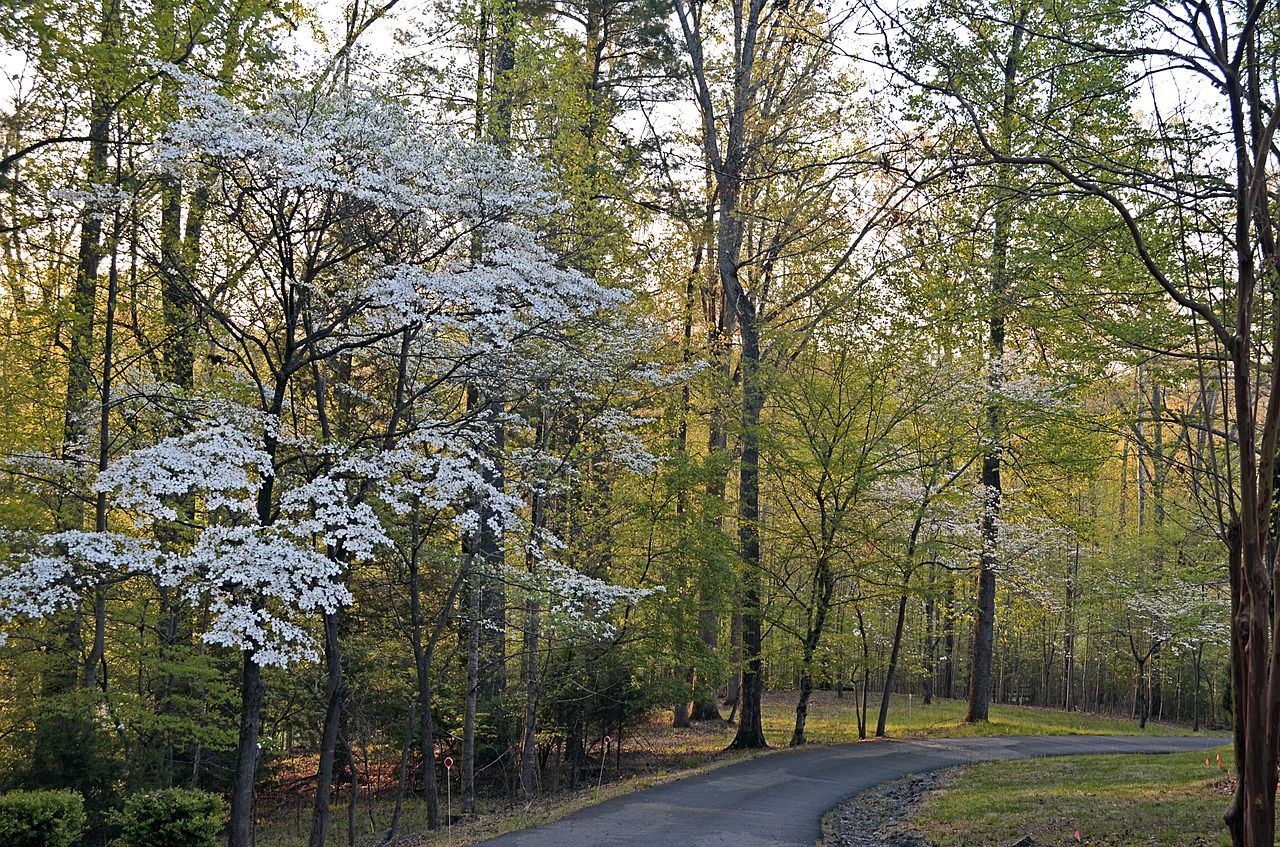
(0, 789, 86, 847)
(115, 789, 225, 847)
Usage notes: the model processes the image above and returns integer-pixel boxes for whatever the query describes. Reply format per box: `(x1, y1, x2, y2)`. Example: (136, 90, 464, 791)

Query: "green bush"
(115, 789, 225, 847)
(0, 789, 86, 847)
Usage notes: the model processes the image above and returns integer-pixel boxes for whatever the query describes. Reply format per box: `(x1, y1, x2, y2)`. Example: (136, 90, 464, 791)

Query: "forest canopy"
(0, 0, 1273, 843)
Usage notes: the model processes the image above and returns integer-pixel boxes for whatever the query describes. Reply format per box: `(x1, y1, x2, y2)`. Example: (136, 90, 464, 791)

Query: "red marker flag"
(1074, 830, 1081, 841)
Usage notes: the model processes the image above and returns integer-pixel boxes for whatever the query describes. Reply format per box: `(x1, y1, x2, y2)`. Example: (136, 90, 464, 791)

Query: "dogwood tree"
(0, 69, 653, 845)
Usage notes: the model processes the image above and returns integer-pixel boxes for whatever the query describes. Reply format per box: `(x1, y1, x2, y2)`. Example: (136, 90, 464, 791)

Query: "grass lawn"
(761, 690, 1201, 741)
(906, 746, 1236, 846)
(256, 691, 1213, 847)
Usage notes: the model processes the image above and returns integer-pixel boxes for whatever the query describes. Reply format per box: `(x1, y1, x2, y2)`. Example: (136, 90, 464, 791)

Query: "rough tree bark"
(964, 9, 1025, 726)
(673, 0, 771, 750)
(309, 612, 346, 847)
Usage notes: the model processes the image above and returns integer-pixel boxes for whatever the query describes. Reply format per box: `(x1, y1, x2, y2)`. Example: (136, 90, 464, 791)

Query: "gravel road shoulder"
(822, 770, 947, 847)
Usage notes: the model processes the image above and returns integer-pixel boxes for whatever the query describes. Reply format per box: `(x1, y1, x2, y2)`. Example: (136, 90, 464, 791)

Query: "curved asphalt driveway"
(476, 734, 1226, 847)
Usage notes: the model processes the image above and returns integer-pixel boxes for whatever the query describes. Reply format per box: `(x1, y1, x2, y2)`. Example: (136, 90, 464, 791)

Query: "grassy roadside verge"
(904, 746, 1235, 847)
(767, 691, 1203, 741)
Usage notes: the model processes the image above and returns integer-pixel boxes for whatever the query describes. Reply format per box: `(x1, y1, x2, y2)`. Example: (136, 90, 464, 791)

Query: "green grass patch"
(907, 746, 1235, 846)
(760, 691, 1202, 742)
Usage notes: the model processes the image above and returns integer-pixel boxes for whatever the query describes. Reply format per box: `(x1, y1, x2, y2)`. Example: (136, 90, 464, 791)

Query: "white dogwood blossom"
(3, 406, 364, 666)
(2, 73, 667, 670)
(168, 524, 352, 666)
(96, 422, 271, 521)
(541, 560, 659, 638)
(0, 531, 161, 645)
(279, 474, 391, 561)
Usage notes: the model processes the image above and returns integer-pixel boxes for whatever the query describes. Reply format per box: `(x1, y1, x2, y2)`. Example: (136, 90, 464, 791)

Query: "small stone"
(823, 769, 956, 847)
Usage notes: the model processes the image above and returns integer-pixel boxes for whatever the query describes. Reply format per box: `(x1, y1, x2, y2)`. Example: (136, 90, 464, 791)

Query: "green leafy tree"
(888, 0, 1138, 722)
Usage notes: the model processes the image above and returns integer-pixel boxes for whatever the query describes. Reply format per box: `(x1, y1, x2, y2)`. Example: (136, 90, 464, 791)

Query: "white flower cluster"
(0, 531, 162, 646)
(158, 70, 628, 372)
(538, 561, 659, 638)
(96, 422, 271, 520)
(998, 372, 1072, 411)
(49, 183, 136, 221)
(593, 409, 661, 475)
(169, 524, 352, 666)
(0, 554, 77, 646)
(866, 472, 983, 570)
(0, 72, 674, 663)
(2, 406, 366, 666)
(280, 473, 391, 560)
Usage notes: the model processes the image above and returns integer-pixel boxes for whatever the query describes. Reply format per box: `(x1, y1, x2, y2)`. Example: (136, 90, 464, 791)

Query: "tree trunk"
(159, 93, 195, 390)
(309, 612, 347, 847)
(418, 670, 441, 828)
(228, 653, 264, 847)
(468, 0, 517, 767)
(567, 717, 585, 789)
(1064, 542, 1078, 710)
(877, 589, 910, 737)
(381, 701, 415, 844)
(729, 319, 766, 750)
(410, 504, 464, 829)
(345, 739, 359, 847)
(923, 565, 936, 706)
(966, 556, 997, 722)
(673, 0, 769, 748)
(725, 610, 743, 720)
(1192, 645, 1202, 733)
(691, 598, 723, 721)
(942, 582, 955, 700)
(791, 555, 836, 746)
(675, 268, 706, 730)
(520, 595, 540, 797)
(460, 391, 507, 807)
(472, 396, 508, 704)
(63, 36, 111, 468)
(1135, 657, 1148, 729)
(520, 485, 546, 797)
(674, 668, 692, 728)
(229, 375, 287, 847)
(462, 578, 479, 814)
(83, 233, 118, 693)
(154, 55, 205, 780)
(965, 10, 1024, 727)
(694, 264, 730, 724)
(791, 682, 812, 747)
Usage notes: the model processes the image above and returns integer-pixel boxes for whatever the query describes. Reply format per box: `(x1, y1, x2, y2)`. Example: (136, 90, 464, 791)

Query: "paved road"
(476, 735, 1226, 847)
